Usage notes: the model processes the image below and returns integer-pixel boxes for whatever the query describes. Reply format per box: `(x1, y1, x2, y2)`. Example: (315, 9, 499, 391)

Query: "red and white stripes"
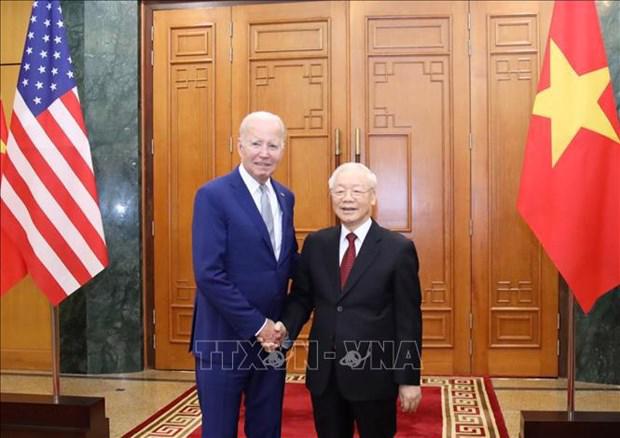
(0, 87, 108, 304)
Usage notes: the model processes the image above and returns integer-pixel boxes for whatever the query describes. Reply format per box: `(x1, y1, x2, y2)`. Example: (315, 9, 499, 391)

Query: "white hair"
(239, 111, 286, 144)
(328, 162, 377, 190)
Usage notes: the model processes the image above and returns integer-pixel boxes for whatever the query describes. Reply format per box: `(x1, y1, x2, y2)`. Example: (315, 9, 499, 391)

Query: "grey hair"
(239, 111, 286, 144)
(328, 162, 377, 190)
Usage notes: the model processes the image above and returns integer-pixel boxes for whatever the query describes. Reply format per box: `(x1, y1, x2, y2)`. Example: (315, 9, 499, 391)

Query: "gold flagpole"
(50, 304, 61, 403)
(567, 289, 576, 420)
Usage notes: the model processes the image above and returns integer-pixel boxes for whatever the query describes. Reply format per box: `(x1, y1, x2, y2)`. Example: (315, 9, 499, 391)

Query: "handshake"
(256, 319, 289, 353)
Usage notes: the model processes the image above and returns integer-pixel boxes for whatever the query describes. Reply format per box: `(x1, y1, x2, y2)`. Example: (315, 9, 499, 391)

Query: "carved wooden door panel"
(350, 1, 472, 375)
(153, 6, 231, 369)
(470, 0, 558, 376)
(231, 1, 348, 373)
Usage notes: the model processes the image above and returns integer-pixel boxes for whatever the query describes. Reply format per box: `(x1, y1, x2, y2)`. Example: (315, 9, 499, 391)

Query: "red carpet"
(123, 376, 509, 438)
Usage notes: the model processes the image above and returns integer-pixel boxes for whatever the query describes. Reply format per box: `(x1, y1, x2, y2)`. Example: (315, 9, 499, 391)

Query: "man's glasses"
(330, 188, 372, 199)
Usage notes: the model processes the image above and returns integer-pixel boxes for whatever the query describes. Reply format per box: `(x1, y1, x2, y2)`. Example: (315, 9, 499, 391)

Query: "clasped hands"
(256, 319, 288, 352)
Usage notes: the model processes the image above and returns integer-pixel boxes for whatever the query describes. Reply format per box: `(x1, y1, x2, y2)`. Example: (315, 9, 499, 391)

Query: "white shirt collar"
(340, 217, 372, 243)
(239, 163, 273, 194)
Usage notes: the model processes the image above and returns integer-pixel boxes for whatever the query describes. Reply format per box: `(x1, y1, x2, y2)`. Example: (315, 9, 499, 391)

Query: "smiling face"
(330, 168, 376, 231)
(238, 116, 285, 184)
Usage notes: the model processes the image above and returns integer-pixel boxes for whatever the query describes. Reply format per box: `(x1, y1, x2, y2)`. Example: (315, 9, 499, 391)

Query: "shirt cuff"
(255, 318, 268, 337)
(281, 334, 293, 349)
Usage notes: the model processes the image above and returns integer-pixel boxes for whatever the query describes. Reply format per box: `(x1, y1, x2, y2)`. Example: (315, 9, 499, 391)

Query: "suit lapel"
(325, 227, 341, 299)
(272, 180, 289, 264)
(339, 221, 382, 301)
(230, 168, 275, 256)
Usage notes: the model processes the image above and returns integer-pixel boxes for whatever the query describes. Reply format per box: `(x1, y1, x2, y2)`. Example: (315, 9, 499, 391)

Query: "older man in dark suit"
(275, 162, 422, 438)
(190, 111, 297, 438)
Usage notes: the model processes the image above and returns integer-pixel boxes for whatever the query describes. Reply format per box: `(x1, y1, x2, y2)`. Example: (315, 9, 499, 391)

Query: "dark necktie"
(340, 232, 357, 288)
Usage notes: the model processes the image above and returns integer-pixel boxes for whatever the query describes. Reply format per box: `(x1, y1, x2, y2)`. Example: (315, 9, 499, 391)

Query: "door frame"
(140, 0, 565, 373)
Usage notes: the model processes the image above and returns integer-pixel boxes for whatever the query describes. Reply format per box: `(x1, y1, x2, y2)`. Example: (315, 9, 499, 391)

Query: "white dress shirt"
(339, 217, 372, 265)
(239, 164, 283, 260)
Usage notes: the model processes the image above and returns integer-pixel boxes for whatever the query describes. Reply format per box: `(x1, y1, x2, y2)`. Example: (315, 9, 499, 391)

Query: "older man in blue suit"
(190, 111, 297, 438)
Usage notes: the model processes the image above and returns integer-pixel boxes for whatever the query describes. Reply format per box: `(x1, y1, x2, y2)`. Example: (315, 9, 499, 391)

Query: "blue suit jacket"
(190, 167, 297, 366)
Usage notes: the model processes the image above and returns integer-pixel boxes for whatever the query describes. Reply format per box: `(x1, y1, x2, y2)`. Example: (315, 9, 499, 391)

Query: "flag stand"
(0, 302, 110, 436)
(520, 287, 620, 437)
(50, 304, 61, 403)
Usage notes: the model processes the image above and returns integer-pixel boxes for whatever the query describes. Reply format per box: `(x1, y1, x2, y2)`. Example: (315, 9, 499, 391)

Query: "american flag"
(0, 0, 108, 305)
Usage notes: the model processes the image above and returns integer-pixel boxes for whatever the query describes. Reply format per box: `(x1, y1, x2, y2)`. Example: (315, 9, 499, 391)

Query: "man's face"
(330, 170, 376, 231)
(238, 118, 284, 184)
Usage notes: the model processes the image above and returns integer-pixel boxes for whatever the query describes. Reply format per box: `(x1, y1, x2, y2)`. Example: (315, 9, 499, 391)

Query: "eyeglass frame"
(330, 187, 374, 199)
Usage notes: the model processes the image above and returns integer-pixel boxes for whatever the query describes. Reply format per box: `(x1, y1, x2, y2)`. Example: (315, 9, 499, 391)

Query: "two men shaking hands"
(190, 111, 422, 438)
(256, 319, 288, 353)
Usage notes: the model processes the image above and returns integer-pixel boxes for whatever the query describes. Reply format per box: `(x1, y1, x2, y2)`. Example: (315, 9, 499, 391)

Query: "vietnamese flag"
(0, 99, 28, 294)
(517, 0, 620, 313)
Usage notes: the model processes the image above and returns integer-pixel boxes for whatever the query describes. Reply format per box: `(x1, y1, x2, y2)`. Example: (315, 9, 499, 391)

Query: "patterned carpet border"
(122, 376, 508, 438)
(425, 377, 509, 438)
(122, 384, 201, 438)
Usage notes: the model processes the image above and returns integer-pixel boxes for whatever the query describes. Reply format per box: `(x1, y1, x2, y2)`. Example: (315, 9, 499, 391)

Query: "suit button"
(336, 306, 343, 312)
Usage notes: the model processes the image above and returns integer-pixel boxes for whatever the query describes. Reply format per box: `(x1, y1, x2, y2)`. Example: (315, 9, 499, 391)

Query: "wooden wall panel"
(169, 42, 214, 346)
(0, 1, 31, 64)
(232, 1, 348, 374)
(152, 7, 231, 369)
(471, 1, 557, 376)
(488, 21, 544, 347)
(350, 1, 471, 375)
(368, 134, 409, 230)
(251, 60, 327, 133)
(1, 66, 20, 118)
(233, 1, 348, 241)
(251, 21, 327, 57)
(288, 136, 331, 233)
(368, 17, 450, 54)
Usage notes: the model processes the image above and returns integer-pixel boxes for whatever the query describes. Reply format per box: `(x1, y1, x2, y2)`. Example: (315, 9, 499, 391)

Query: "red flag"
(517, 0, 620, 313)
(0, 1, 108, 305)
(1, 100, 28, 294)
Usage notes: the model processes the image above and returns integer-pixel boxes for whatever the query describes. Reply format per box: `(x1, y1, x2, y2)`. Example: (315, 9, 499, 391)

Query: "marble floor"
(1, 370, 619, 438)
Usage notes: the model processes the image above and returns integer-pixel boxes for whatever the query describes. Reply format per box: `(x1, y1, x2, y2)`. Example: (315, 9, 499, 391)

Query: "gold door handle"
(354, 128, 361, 162)
(335, 128, 341, 156)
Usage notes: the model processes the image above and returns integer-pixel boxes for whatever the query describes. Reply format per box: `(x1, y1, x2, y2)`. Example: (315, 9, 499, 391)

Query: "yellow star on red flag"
(532, 39, 619, 167)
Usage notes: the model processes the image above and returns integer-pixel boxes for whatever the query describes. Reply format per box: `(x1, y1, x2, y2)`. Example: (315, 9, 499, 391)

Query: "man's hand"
(398, 385, 422, 413)
(274, 321, 287, 340)
(257, 319, 286, 352)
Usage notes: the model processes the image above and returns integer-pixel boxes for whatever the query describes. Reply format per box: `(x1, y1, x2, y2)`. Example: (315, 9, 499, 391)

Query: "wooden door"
(231, 1, 348, 373)
(470, 1, 558, 376)
(349, 1, 472, 375)
(149, 0, 560, 377)
(152, 6, 232, 369)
